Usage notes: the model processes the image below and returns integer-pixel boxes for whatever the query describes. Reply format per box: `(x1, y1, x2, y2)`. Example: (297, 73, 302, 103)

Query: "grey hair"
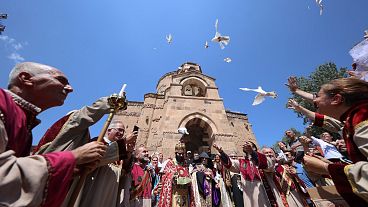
(8, 62, 53, 89)
(109, 120, 125, 129)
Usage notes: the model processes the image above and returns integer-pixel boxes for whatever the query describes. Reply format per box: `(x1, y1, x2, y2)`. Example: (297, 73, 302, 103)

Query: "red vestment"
(0, 88, 76, 207)
(315, 101, 368, 206)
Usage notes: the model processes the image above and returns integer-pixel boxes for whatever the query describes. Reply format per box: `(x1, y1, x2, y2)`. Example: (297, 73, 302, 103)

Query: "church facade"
(115, 62, 258, 158)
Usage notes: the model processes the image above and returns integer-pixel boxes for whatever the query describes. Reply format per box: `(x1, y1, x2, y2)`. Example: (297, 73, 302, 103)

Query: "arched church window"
(184, 85, 193, 96)
(181, 77, 206, 97)
(193, 86, 202, 96)
(183, 84, 205, 97)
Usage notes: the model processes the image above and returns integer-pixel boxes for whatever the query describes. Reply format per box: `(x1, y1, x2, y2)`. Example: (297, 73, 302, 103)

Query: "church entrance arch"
(180, 117, 214, 153)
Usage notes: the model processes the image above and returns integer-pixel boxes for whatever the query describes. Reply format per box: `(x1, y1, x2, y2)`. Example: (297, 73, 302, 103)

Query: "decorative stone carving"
(143, 104, 156, 109)
(117, 111, 141, 117)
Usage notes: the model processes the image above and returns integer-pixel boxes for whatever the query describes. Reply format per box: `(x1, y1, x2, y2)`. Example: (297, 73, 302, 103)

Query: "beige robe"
(0, 143, 48, 206)
(36, 97, 125, 207)
(0, 95, 74, 207)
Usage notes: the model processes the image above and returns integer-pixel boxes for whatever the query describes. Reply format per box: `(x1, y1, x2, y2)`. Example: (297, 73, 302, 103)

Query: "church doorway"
(181, 118, 213, 154)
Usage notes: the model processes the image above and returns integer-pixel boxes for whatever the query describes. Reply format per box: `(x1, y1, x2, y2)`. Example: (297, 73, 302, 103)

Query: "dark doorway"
(181, 118, 213, 153)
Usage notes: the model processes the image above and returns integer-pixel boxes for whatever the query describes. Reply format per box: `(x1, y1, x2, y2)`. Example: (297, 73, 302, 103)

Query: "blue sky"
(1, 0, 367, 148)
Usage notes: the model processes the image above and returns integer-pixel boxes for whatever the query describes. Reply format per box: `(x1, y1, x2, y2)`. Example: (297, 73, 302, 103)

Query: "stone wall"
(114, 62, 259, 158)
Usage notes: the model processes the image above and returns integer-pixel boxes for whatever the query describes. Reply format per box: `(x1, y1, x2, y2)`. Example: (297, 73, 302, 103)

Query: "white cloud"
(0, 35, 9, 41)
(14, 43, 23, 50)
(8, 52, 25, 62)
(0, 35, 26, 63)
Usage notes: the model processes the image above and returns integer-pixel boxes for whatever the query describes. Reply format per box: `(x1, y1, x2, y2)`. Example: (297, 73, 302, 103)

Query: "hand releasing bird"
(211, 19, 230, 49)
(315, 0, 323, 15)
(166, 34, 172, 44)
(239, 86, 277, 106)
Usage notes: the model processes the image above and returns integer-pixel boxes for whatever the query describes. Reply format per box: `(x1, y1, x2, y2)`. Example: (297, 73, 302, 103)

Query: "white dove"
(211, 19, 230, 49)
(364, 30, 368, 39)
(166, 34, 172, 44)
(315, 0, 323, 15)
(239, 86, 277, 106)
(224, 57, 232, 63)
(204, 41, 209, 48)
(178, 127, 189, 135)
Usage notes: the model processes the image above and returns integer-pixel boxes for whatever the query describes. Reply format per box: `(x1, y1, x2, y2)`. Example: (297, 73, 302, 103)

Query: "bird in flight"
(239, 86, 277, 106)
(211, 19, 230, 49)
(205, 41, 209, 48)
(166, 34, 173, 44)
(224, 57, 232, 63)
(315, 0, 323, 15)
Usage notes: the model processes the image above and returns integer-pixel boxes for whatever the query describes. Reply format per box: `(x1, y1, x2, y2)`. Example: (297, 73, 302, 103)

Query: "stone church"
(114, 62, 258, 158)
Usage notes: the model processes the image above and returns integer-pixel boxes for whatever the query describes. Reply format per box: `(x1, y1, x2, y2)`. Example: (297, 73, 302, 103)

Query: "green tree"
(289, 62, 347, 139)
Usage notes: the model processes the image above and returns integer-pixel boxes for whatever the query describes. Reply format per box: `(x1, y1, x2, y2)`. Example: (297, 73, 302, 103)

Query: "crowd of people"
(1, 35, 368, 207)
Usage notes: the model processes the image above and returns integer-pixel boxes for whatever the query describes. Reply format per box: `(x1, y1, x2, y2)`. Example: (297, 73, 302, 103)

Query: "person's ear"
(331, 94, 344, 105)
(18, 72, 33, 86)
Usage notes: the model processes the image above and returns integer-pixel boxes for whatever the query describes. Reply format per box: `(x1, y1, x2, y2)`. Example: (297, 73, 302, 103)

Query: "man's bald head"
(7, 62, 73, 111)
(8, 62, 58, 89)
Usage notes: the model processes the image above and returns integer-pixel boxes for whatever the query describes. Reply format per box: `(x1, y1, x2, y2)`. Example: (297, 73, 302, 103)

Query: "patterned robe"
(158, 159, 194, 207)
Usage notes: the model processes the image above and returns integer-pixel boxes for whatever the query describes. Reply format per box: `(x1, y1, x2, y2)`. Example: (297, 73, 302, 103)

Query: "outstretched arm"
(287, 99, 315, 121)
(287, 99, 343, 133)
(213, 143, 240, 173)
(286, 76, 314, 103)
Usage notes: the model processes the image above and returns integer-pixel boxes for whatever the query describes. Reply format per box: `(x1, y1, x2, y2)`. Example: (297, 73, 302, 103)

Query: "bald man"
(0, 62, 107, 206)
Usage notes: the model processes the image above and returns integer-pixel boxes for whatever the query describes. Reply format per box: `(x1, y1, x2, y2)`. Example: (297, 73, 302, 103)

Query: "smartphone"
(133, 125, 139, 132)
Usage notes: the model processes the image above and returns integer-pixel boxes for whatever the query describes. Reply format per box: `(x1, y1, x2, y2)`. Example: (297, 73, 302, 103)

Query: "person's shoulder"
(341, 101, 368, 126)
(0, 88, 9, 99)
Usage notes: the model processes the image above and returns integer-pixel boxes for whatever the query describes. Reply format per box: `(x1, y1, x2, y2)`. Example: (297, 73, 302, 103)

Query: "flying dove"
(364, 30, 368, 39)
(166, 34, 172, 44)
(211, 19, 230, 49)
(224, 57, 232, 63)
(178, 127, 189, 135)
(315, 0, 323, 15)
(205, 41, 209, 48)
(239, 86, 277, 106)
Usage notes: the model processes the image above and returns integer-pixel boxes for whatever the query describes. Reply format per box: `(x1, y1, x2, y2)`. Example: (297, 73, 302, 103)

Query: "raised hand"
(286, 76, 298, 92)
(243, 142, 254, 154)
(125, 131, 138, 145)
(285, 166, 296, 175)
(299, 135, 312, 146)
(287, 99, 301, 110)
(213, 143, 223, 153)
(71, 141, 107, 165)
